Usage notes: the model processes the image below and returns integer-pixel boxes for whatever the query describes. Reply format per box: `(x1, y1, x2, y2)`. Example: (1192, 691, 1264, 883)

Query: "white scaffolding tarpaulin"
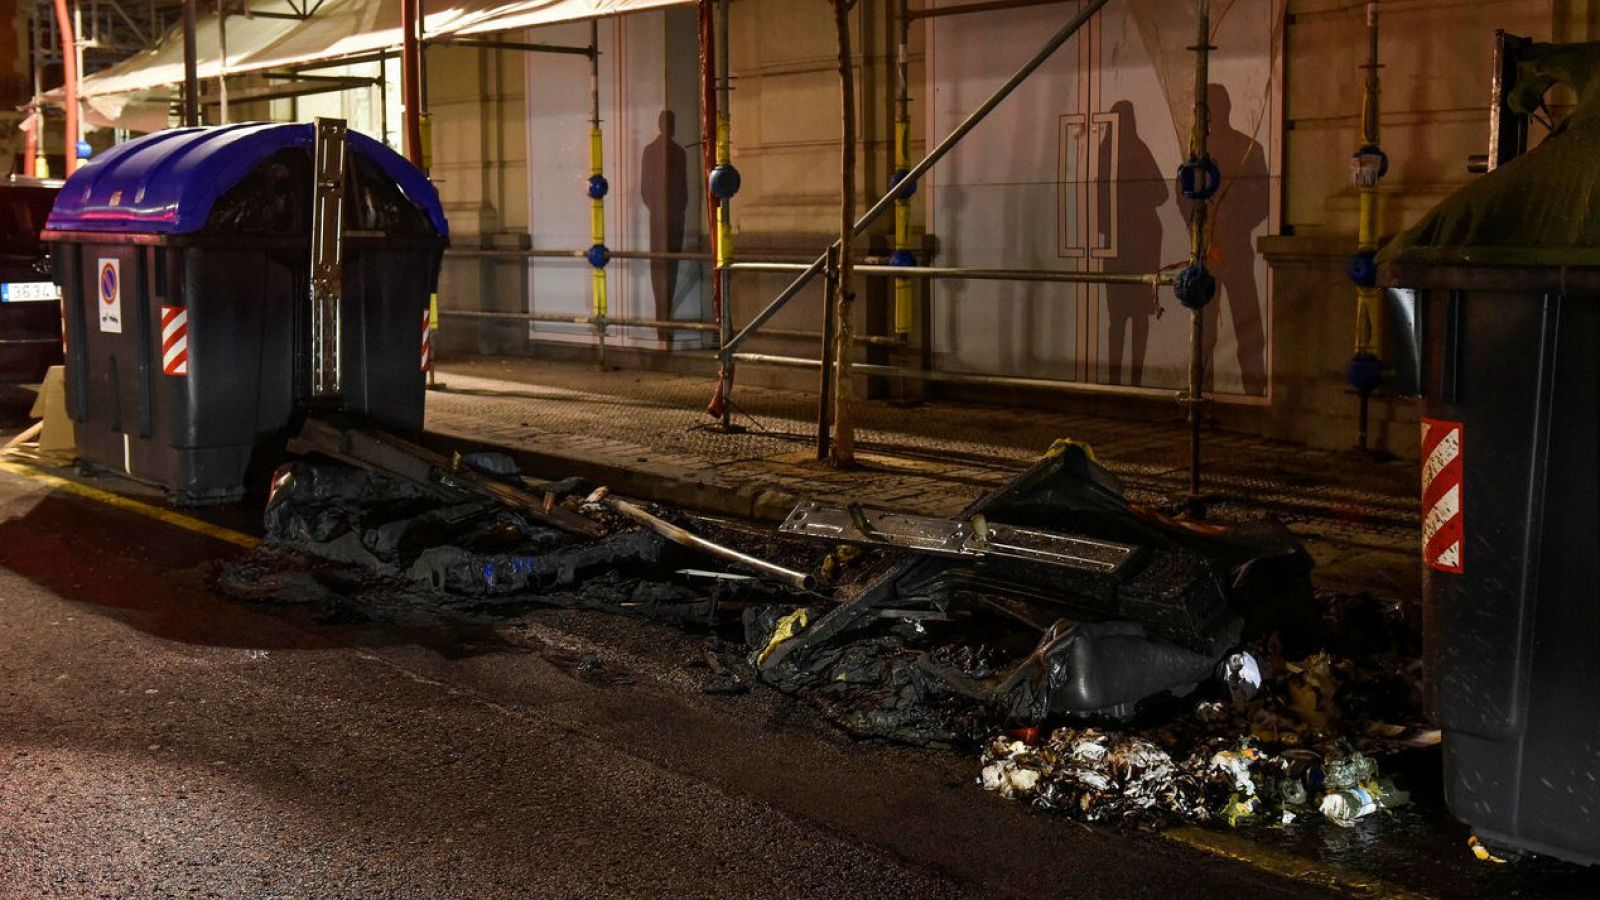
(66, 0, 690, 130)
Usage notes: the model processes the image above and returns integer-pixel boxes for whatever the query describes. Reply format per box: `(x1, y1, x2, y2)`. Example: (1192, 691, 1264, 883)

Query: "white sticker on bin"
(97, 258, 123, 334)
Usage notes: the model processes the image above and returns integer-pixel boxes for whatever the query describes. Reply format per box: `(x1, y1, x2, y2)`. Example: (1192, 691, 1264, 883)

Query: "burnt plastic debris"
(749, 441, 1315, 737)
(409, 531, 666, 595)
(235, 456, 816, 632)
(460, 451, 521, 479)
(998, 620, 1237, 720)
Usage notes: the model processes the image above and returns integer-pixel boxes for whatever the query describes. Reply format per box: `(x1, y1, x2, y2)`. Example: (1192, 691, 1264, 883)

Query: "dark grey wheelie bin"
(1381, 95, 1600, 865)
(43, 122, 447, 503)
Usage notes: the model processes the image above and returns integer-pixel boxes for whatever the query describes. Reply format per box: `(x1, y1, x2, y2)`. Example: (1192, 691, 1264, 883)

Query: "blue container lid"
(45, 122, 447, 238)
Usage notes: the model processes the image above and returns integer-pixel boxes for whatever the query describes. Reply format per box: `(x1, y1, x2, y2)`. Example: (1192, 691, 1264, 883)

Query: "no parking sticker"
(97, 258, 123, 334)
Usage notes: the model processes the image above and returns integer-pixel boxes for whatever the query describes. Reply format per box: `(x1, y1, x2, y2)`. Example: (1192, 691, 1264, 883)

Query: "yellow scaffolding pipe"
(590, 125, 607, 319)
(1347, 0, 1385, 450)
(893, 1, 913, 336)
(588, 19, 609, 367)
(1353, 2, 1382, 358)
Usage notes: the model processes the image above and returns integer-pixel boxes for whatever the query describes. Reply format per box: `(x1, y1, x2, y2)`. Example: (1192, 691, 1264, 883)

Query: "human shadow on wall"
(640, 110, 689, 342)
(1200, 84, 1269, 396)
(1100, 100, 1168, 387)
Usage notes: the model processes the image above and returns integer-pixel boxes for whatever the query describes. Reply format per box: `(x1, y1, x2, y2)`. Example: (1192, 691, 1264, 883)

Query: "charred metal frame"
(308, 117, 348, 399)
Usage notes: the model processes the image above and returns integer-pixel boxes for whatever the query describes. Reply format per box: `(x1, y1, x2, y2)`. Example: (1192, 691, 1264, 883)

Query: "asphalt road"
(2, 428, 1599, 898)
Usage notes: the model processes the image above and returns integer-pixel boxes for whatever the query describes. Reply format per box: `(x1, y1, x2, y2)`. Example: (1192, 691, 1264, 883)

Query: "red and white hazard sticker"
(421, 308, 432, 373)
(1421, 418, 1463, 573)
(161, 305, 189, 376)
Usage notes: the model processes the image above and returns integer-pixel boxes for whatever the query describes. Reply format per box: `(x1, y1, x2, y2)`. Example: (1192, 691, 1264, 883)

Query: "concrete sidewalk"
(423, 357, 1421, 597)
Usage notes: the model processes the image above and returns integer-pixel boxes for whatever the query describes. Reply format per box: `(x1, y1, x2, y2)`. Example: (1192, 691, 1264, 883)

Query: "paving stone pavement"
(424, 357, 1422, 599)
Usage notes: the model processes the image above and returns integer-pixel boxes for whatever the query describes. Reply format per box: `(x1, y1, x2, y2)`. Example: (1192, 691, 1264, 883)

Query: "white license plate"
(0, 282, 62, 303)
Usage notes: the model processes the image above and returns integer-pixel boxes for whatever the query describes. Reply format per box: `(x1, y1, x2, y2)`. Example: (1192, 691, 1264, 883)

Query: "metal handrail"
(445, 248, 714, 262)
(727, 261, 1172, 286)
(729, 353, 1185, 402)
(438, 309, 902, 346)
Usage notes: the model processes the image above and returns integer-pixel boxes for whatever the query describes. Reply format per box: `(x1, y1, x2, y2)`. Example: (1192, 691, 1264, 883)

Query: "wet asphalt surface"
(3, 388, 1600, 898)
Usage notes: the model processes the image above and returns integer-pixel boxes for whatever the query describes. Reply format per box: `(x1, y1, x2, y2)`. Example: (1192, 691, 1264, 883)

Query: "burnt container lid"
(1380, 70, 1600, 280)
(44, 122, 447, 238)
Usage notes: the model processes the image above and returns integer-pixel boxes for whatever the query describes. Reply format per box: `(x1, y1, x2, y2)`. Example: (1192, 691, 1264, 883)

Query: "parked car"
(0, 176, 65, 382)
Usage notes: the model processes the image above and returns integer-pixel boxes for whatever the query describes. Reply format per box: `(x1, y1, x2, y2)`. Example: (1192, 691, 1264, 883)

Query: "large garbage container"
(1380, 82, 1600, 865)
(42, 122, 447, 503)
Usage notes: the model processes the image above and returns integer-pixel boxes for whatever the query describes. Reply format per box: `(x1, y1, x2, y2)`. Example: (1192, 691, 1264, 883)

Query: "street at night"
(9, 0, 1600, 896)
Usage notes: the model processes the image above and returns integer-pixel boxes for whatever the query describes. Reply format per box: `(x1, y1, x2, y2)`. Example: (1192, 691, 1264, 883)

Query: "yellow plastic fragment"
(1468, 835, 1507, 864)
(1042, 438, 1101, 464)
(1221, 792, 1259, 827)
(756, 608, 810, 666)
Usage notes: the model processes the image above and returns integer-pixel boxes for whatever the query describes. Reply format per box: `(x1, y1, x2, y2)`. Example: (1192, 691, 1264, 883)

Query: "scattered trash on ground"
(979, 729, 1410, 831)
(218, 421, 1430, 841)
(1470, 835, 1512, 864)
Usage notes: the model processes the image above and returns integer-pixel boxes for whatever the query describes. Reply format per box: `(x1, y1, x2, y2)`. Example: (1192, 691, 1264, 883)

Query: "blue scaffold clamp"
(1178, 155, 1222, 200)
(1345, 351, 1382, 393)
(889, 249, 916, 268)
(587, 174, 609, 200)
(1174, 263, 1217, 310)
(1347, 249, 1378, 288)
(709, 163, 742, 200)
(586, 244, 611, 268)
(890, 168, 917, 200)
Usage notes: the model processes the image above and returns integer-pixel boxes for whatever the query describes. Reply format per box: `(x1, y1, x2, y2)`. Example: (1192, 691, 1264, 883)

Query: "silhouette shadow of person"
(1200, 84, 1268, 396)
(641, 109, 688, 342)
(1100, 99, 1167, 386)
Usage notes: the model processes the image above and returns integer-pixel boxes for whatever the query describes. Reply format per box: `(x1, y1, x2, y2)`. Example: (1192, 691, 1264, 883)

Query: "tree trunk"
(829, 0, 858, 467)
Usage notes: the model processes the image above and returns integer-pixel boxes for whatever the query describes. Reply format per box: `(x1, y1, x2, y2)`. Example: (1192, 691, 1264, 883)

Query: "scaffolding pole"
(181, 0, 199, 125)
(400, 0, 424, 168)
(217, 0, 230, 123)
(711, 0, 1113, 417)
(1348, 1, 1385, 450)
(700, 0, 721, 356)
(1183, 0, 1214, 501)
(829, 0, 859, 465)
(709, 0, 739, 429)
(893, 0, 913, 337)
(52, 0, 81, 173)
(588, 18, 611, 370)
